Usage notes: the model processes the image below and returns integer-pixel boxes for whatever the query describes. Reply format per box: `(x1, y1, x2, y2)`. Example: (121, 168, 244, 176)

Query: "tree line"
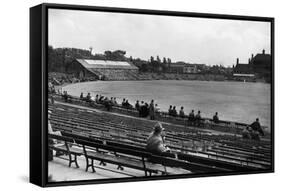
(48, 46, 233, 75)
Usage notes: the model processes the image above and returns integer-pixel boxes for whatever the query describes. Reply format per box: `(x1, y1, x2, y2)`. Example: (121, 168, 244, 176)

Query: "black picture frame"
(30, 3, 274, 187)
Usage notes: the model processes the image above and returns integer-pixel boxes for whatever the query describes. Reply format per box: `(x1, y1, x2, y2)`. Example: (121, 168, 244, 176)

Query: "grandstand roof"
(76, 59, 138, 70)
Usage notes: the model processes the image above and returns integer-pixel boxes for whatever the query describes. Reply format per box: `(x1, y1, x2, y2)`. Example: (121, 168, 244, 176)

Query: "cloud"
(48, 9, 271, 66)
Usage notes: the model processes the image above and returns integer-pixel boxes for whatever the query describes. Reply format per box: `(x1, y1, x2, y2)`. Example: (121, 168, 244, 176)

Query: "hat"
(154, 122, 164, 133)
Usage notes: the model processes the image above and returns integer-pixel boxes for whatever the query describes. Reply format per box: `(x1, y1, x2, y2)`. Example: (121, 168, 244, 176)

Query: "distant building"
(67, 59, 139, 80)
(233, 58, 255, 81)
(170, 62, 199, 74)
(250, 49, 271, 80)
(232, 49, 272, 82)
(169, 62, 185, 73)
(233, 58, 254, 75)
(184, 64, 198, 73)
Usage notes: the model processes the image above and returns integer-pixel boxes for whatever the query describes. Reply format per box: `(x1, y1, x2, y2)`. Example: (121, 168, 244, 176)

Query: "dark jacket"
(213, 115, 219, 123)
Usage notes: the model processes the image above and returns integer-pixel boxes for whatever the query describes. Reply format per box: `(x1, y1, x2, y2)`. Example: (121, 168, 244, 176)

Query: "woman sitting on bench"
(48, 110, 64, 158)
(146, 122, 170, 155)
(48, 110, 62, 137)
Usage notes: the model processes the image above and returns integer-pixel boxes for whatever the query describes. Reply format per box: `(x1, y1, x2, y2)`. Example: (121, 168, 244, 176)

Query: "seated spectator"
(99, 95, 104, 103)
(143, 103, 149, 117)
(155, 104, 160, 114)
(149, 100, 155, 120)
(110, 97, 114, 105)
(251, 130, 260, 141)
(113, 97, 118, 105)
(48, 81, 53, 91)
(48, 110, 64, 157)
(146, 122, 170, 154)
(48, 95, 54, 104)
(135, 100, 140, 111)
(104, 97, 112, 111)
(213, 112, 219, 123)
(80, 92, 84, 100)
(124, 100, 132, 108)
(95, 94, 99, 103)
(204, 119, 211, 128)
(250, 118, 264, 136)
(189, 110, 195, 123)
(48, 110, 62, 141)
(48, 110, 61, 136)
(195, 111, 202, 126)
(242, 126, 251, 139)
(86, 93, 91, 102)
(122, 98, 126, 107)
(172, 106, 177, 117)
(62, 91, 68, 102)
(48, 81, 55, 94)
(139, 101, 145, 117)
(179, 106, 185, 118)
(168, 105, 173, 116)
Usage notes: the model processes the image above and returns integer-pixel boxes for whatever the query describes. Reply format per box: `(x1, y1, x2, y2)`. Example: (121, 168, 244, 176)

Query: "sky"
(48, 9, 271, 66)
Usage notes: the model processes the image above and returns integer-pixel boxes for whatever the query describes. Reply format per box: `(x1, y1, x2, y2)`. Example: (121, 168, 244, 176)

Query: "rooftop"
(76, 59, 138, 70)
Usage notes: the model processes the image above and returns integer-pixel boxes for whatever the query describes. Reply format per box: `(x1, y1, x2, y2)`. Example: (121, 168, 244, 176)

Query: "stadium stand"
(48, 101, 272, 176)
(68, 59, 139, 81)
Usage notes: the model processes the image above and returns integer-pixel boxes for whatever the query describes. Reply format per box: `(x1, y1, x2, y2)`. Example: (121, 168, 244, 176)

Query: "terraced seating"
(48, 102, 272, 172)
(49, 102, 271, 150)
(50, 105, 270, 155)
(51, 93, 268, 136)
(93, 69, 139, 81)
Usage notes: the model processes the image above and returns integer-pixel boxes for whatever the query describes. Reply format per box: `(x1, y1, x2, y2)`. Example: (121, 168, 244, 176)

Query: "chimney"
(236, 58, 239, 65)
(248, 58, 251, 64)
(262, 49, 265, 54)
(251, 54, 254, 60)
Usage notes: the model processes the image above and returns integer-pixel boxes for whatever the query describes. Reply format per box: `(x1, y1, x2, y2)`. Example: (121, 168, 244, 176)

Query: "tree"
(162, 57, 168, 72)
(104, 50, 127, 61)
(156, 55, 161, 63)
(163, 57, 167, 65)
(89, 46, 93, 55)
(140, 63, 148, 72)
(150, 56, 154, 63)
(167, 58, 172, 72)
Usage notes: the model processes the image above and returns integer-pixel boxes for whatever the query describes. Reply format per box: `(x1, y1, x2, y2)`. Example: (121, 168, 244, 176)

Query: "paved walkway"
(48, 149, 190, 182)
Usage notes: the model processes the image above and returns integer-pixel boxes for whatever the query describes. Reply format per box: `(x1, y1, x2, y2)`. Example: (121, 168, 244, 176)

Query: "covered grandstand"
(67, 59, 139, 80)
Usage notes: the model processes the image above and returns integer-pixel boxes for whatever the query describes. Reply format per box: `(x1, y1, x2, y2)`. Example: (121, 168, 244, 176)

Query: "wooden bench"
(77, 138, 159, 176)
(62, 132, 180, 175)
(62, 132, 232, 174)
(48, 132, 190, 176)
(48, 134, 83, 168)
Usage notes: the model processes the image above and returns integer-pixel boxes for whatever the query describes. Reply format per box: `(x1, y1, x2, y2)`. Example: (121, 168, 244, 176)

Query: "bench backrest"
(64, 132, 152, 159)
(48, 133, 74, 143)
(58, 132, 237, 173)
(177, 152, 258, 171)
